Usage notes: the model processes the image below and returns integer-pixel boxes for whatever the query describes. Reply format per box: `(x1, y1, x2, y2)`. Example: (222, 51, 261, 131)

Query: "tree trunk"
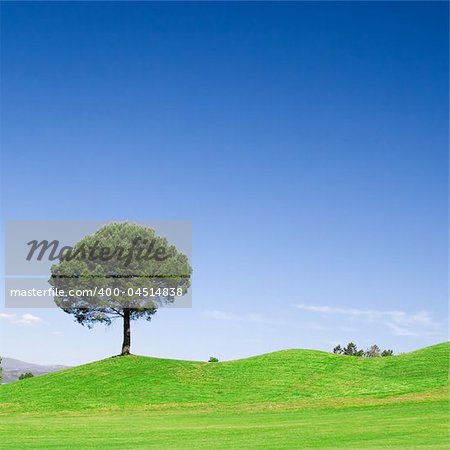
(121, 308, 131, 355)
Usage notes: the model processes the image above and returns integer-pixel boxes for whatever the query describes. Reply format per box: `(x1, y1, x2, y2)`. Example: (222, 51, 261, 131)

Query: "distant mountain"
(1, 357, 70, 383)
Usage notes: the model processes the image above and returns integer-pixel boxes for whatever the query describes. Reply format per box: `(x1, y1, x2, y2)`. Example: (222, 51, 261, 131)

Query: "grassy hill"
(1, 342, 449, 448)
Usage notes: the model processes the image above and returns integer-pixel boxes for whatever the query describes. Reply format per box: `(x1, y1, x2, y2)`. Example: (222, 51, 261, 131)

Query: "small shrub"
(208, 356, 219, 363)
(18, 372, 34, 380)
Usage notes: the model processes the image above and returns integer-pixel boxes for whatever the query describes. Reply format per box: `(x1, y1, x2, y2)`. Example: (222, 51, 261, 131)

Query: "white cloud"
(294, 304, 442, 337)
(18, 314, 42, 324)
(0, 313, 16, 320)
(0, 312, 42, 326)
(295, 304, 405, 320)
(385, 323, 417, 337)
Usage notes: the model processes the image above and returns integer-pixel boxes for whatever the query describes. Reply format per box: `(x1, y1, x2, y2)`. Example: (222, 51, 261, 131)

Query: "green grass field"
(1, 342, 448, 449)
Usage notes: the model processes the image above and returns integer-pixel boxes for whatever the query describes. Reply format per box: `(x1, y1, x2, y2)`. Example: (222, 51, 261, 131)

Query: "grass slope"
(1, 342, 449, 449)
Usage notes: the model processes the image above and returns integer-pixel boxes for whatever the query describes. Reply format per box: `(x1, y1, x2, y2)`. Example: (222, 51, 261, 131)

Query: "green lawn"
(1, 342, 448, 449)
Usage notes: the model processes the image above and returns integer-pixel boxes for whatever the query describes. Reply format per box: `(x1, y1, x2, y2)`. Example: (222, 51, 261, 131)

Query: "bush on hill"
(18, 372, 34, 380)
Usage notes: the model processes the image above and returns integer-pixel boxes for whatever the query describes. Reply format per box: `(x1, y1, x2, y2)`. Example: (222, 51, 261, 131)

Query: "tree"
(333, 345, 343, 355)
(49, 222, 191, 356)
(365, 345, 381, 357)
(208, 356, 219, 362)
(381, 349, 394, 357)
(19, 372, 34, 380)
(342, 342, 364, 356)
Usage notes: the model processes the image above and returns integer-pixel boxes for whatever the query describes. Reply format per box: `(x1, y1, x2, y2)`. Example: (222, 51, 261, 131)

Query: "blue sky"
(1, 2, 448, 365)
